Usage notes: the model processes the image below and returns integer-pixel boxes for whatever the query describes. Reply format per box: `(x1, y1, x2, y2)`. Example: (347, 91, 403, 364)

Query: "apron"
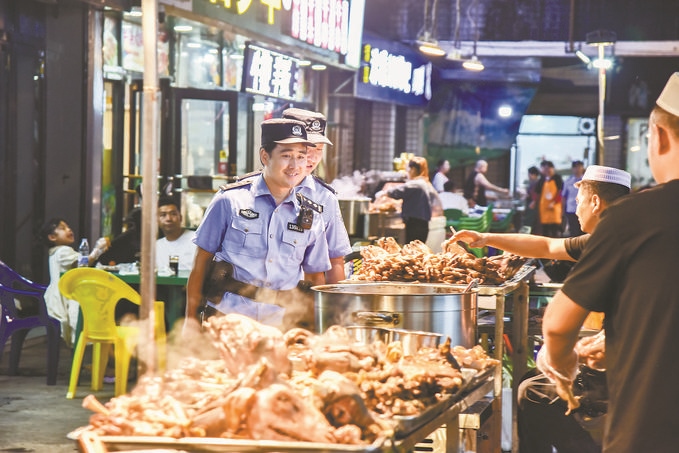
(539, 179, 562, 224)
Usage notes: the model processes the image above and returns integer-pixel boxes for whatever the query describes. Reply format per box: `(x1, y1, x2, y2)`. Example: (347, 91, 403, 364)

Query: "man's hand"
(451, 230, 486, 248)
(575, 330, 606, 370)
(537, 347, 581, 414)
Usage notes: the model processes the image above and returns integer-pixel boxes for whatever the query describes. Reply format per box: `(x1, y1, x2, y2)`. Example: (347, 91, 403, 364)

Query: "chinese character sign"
(242, 43, 301, 101)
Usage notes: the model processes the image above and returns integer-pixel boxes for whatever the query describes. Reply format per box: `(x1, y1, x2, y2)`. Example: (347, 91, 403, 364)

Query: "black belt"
(203, 260, 312, 304)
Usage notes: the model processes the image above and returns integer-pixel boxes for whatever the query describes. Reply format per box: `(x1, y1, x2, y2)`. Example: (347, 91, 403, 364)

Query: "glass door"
(169, 88, 238, 228)
(101, 79, 125, 238)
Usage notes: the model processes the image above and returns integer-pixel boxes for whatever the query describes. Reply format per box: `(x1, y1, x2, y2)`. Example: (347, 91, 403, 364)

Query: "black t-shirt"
(561, 180, 679, 453)
(564, 234, 590, 260)
(388, 180, 432, 222)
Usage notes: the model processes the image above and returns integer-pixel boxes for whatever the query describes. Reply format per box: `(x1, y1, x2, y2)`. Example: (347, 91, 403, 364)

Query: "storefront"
(97, 0, 366, 233)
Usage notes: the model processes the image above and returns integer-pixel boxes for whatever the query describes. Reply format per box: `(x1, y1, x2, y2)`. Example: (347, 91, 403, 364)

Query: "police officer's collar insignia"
(312, 175, 337, 195)
(310, 120, 323, 132)
(239, 209, 259, 219)
(291, 125, 304, 136)
(296, 192, 323, 213)
(219, 179, 253, 192)
(287, 222, 304, 233)
(235, 170, 262, 182)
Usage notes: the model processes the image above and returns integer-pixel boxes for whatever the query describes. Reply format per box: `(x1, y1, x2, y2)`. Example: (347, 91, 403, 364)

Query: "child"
(40, 218, 108, 346)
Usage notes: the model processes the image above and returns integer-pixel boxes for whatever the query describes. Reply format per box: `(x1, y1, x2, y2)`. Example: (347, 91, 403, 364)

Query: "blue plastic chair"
(0, 260, 61, 385)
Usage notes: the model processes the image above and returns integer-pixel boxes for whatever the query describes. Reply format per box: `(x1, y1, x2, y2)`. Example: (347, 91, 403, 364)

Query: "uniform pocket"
(281, 227, 307, 261)
(224, 216, 265, 257)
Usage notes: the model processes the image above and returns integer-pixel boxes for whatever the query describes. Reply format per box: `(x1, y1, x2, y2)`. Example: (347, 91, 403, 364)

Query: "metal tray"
(70, 431, 389, 453)
(459, 364, 496, 395)
(387, 365, 493, 439)
(389, 392, 459, 439)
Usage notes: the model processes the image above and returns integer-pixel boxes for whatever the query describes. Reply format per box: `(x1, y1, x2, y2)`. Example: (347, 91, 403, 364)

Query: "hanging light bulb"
(417, 34, 446, 57)
(463, 55, 485, 71)
(415, 0, 446, 58)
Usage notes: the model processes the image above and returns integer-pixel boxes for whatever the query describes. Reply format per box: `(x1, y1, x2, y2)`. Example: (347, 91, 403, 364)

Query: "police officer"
(282, 108, 352, 283)
(185, 118, 330, 331)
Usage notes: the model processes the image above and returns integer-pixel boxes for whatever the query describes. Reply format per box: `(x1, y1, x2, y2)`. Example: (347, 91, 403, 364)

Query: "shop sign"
(193, 0, 364, 68)
(287, 0, 347, 54)
(355, 32, 432, 107)
(242, 42, 302, 101)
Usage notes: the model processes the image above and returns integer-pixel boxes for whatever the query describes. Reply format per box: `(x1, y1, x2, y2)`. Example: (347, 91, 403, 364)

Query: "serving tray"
(69, 431, 389, 453)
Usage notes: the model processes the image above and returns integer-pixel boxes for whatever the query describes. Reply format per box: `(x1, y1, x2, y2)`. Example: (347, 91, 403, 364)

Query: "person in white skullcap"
(453, 165, 631, 452)
(540, 72, 679, 453)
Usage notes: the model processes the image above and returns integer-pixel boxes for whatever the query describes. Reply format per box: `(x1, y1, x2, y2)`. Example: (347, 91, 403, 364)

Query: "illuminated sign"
(288, 0, 347, 54)
(195, 0, 365, 68)
(241, 42, 302, 100)
(356, 32, 432, 106)
(208, 0, 282, 24)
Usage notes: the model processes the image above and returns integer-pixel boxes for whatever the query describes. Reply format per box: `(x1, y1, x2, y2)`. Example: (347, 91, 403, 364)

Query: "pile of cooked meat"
(351, 237, 526, 285)
(82, 314, 497, 445)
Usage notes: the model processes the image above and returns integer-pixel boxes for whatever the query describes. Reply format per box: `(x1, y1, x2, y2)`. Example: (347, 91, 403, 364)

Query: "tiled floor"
(0, 334, 103, 452)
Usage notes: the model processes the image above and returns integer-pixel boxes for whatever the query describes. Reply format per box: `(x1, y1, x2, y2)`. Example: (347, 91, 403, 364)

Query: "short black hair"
(528, 166, 540, 176)
(540, 160, 554, 168)
(443, 180, 455, 191)
(572, 160, 584, 167)
(579, 180, 630, 205)
(40, 217, 67, 247)
(158, 195, 179, 210)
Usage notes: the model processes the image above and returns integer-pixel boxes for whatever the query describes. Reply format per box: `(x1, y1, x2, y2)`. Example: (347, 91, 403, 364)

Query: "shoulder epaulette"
(235, 170, 262, 182)
(312, 175, 337, 195)
(219, 179, 253, 192)
(296, 192, 323, 213)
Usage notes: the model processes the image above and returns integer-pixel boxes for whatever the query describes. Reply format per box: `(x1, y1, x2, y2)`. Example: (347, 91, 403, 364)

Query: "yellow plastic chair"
(59, 268, 166, 399)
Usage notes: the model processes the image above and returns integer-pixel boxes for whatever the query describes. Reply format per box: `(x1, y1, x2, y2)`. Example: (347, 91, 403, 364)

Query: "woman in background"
(377, 156, 441, 243)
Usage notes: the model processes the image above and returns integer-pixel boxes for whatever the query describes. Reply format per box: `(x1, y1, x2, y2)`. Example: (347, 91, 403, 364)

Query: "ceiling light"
(498, 105, 513, 118)
(417, 40, 446, 57)
(173, 25, 193, 33)
(462, 55, 484, 71)
(298, 59, 312, 67)
(310, 64, 327, 71)
(575, 50, 591, 65)
(125, 7, 142, 18)
(592, 58, 613, 70)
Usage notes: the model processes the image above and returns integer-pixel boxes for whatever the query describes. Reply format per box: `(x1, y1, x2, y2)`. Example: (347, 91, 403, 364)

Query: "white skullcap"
(656, 72, 679, 117)
(579, 165, 631, 189)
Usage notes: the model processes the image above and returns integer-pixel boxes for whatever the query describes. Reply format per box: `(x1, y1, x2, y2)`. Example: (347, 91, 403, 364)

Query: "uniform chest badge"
(239, 209, 259, 219)
(287, 222, 304, 233)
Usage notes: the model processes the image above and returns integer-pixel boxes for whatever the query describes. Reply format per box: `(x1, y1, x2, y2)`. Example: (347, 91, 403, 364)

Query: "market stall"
(324, 236, 536, 451)
(71, 314, 498, 453)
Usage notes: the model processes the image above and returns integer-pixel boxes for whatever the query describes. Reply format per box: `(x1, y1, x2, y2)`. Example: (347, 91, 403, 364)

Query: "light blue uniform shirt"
(562, 175, 581, 214)
(194, 175, 330, 324)
(296, 175, 352, 260)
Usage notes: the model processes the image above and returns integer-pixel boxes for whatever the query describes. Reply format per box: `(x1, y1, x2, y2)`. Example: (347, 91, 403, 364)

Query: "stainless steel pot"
(345, 326, 392, 345)
(313, 282, 478, 348)
(338, 198, 370, 236)
(390, 329, 444, 356)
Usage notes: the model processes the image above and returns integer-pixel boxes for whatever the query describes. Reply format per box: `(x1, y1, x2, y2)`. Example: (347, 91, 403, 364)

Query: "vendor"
(376, 156, 441, 243)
